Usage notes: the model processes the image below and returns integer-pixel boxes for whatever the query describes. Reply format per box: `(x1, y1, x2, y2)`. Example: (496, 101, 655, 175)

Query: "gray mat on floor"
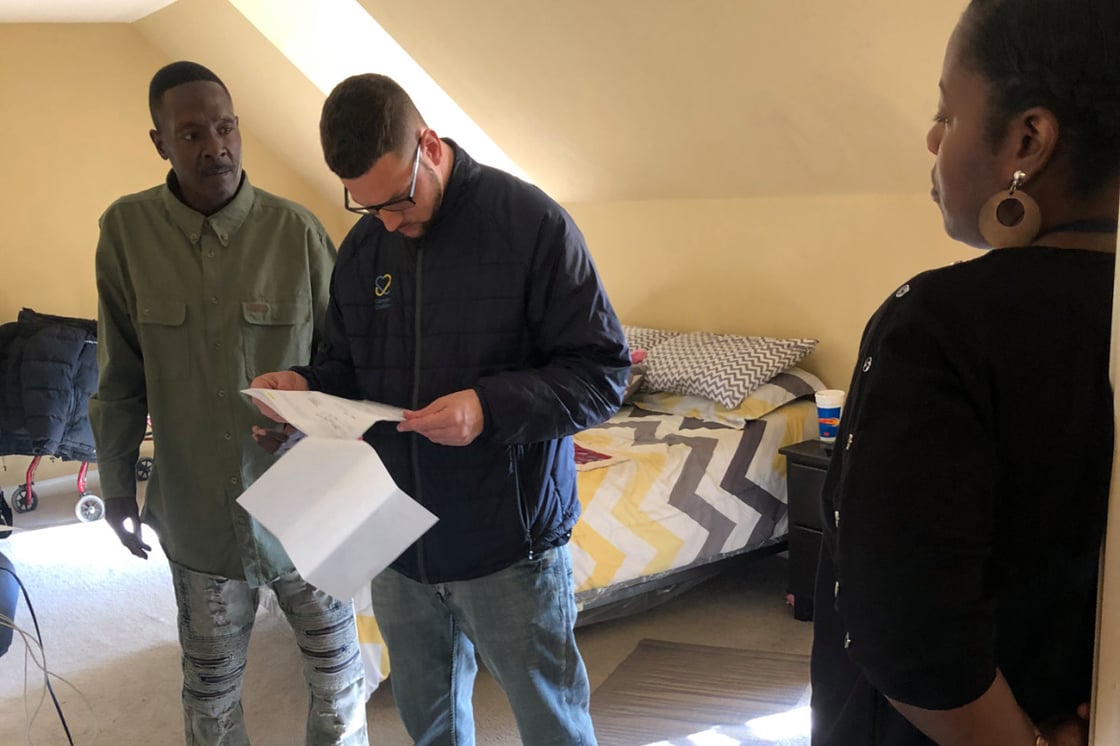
(590, 638, 811, 745)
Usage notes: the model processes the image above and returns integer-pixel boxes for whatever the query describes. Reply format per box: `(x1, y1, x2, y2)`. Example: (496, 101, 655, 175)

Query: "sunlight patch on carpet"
(590, 638, 810, 746)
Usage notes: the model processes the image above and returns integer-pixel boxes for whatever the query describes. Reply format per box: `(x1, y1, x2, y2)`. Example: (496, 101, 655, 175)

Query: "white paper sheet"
(237, 390, 433, 600)
(242, 388, 404, 439)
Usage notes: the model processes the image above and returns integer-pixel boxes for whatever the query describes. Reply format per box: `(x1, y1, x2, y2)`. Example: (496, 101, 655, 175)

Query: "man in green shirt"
(89, 61, 367, 745)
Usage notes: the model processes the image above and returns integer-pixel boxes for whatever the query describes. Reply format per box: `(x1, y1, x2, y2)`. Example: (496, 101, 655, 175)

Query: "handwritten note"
(242, 388, 404, 439)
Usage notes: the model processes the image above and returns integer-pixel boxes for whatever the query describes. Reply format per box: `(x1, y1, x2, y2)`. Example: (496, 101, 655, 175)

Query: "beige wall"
(0, 23, 350, 488)
(0, 24, 969, 493)
(567, 194, 976, 390)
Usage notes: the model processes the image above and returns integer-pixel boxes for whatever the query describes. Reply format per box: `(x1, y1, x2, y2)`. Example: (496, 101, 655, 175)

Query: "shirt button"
(210, 296, 219, 305)
(229, 476, 238, 485)
(214, 342, 223, 349)
(862, 356, 873, 373)
(846, 433, 854, 450)
(217, 390, 226, 398)
(207, 251, 215, 258)
(224, 432, 232, 440)
(143, 307, 151, 315)
(834, 581, 840, 597)
(190, 233, 199, 243)
(895, 284, 910, 298)
(844, 632, 852, 649)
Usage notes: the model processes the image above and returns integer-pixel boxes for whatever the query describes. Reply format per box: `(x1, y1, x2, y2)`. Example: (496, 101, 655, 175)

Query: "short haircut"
(148, 61, 229, 129)
(320, 74, 424, 179)
(961, 0, 1120, 197)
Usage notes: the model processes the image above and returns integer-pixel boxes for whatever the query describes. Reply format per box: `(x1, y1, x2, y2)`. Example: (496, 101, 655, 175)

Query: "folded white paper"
(242, 388, 404, 439)
(237, 391, 435, 600)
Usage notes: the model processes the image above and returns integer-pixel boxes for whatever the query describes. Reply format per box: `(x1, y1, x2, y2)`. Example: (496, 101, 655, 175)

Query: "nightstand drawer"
(787, 463, 826, 530)
(780, 439, 832, 623)
(789, 526, 822, 621)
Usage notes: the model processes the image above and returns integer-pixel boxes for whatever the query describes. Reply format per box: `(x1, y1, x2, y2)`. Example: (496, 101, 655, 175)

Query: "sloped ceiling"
(361, 0, 963, 202)
(1, 0, 966, 204)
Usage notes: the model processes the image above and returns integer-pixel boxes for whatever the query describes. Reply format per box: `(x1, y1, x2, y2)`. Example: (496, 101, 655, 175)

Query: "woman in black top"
(810, 1, 1120, 744)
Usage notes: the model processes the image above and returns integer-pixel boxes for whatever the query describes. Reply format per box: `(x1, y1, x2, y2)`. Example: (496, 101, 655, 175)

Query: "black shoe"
(0, 492, 12, 540)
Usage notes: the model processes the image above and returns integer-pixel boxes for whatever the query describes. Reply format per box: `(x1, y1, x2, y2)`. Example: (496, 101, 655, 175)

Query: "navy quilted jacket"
(296, 143, 629, 583)
(0, 309, 98, 462)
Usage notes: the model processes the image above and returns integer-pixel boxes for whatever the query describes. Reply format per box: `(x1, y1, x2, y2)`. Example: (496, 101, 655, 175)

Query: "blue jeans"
(369, 545, 596, 746)
(169, 562, 368, 745)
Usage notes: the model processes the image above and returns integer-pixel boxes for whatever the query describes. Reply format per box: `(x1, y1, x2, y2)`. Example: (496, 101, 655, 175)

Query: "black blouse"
(811, 247, 1114, 745)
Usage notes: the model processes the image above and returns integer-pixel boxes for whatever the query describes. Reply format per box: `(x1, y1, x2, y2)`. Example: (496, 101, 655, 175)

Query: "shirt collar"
(422, 139, 478, 237)
(160, 170, 256, 247)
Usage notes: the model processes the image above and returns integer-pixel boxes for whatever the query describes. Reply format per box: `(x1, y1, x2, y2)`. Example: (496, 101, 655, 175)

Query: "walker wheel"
(12, 485, 37, 513)
(135, 457, 154, 482)
(76, 493, 105, 522)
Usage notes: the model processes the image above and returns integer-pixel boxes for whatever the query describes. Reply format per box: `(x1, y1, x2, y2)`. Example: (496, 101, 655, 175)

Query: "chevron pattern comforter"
(570, 399, 817, 608)
(353, 398, 816, 694)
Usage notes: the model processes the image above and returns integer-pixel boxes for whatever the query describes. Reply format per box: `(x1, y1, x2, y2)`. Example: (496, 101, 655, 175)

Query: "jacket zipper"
(410, 241, 427, 583)
(511, 444, 533, 560)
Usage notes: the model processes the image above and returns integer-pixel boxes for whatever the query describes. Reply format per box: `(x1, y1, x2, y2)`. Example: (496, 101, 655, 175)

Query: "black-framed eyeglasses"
(344, 139, 422, 216)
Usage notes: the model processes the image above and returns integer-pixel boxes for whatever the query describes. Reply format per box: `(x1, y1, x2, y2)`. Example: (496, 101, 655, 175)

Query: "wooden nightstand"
(779, 439, 833, 621)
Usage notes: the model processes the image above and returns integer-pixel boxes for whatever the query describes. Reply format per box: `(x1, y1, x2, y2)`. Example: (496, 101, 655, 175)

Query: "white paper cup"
(814, 389, 845, 443)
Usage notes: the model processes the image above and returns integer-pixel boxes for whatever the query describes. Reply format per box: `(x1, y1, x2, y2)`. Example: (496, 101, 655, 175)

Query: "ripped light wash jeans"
(169, 562, 368, 745)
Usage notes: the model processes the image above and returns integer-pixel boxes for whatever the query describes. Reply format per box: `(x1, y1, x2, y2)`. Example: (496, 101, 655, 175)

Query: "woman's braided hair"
(962, 0, 1120, 197)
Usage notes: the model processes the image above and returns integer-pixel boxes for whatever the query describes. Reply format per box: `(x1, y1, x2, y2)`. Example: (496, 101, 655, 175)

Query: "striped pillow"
(621, 324, 682, 352)
(631, 367, 825, 427)
(643, 332, 818, 408)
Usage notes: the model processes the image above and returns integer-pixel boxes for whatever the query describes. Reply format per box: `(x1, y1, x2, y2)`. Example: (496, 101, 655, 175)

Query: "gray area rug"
(590, 638, 811, 745)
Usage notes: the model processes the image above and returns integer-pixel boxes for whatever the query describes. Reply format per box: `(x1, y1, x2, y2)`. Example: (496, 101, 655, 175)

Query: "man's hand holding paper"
(397, 389, 485, 446)
(249, 371, 311, 422)
(237, 374, 435, 601)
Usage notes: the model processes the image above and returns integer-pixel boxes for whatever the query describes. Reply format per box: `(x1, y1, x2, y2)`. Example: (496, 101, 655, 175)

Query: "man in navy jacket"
(252, 74, 628, 745)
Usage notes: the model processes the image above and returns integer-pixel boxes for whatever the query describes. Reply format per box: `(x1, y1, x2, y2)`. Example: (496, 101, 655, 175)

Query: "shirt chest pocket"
(137, 299, 190, 381)
(241, 299, 313, 381)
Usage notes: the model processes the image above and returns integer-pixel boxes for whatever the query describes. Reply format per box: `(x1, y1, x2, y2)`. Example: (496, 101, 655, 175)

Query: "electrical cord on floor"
(0, 615, 97, 746)
(0, 565, 79, 746)
(1, 611, 57, 744)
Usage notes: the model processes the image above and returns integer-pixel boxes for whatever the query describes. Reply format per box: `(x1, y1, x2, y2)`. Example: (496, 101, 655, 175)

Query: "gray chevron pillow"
(621, 324, 682, 352)
(644, 332, 818, 408)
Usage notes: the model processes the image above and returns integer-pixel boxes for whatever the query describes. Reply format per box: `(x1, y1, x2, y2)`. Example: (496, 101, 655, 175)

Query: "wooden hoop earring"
(978, 170, 1041, 249)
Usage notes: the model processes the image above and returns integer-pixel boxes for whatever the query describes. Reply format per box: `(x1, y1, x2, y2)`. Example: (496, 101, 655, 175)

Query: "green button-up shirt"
(89, 173, 336, 584)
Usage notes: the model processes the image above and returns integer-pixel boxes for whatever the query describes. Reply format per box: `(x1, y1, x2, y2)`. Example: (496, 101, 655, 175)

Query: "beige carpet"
(1, 472, 814, 745)
(591, 639, 810, 746)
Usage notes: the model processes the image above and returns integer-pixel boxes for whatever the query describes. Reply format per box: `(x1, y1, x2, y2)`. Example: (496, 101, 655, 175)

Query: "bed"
(570, 392, 818, 623)
(352, 326, 825, 691)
